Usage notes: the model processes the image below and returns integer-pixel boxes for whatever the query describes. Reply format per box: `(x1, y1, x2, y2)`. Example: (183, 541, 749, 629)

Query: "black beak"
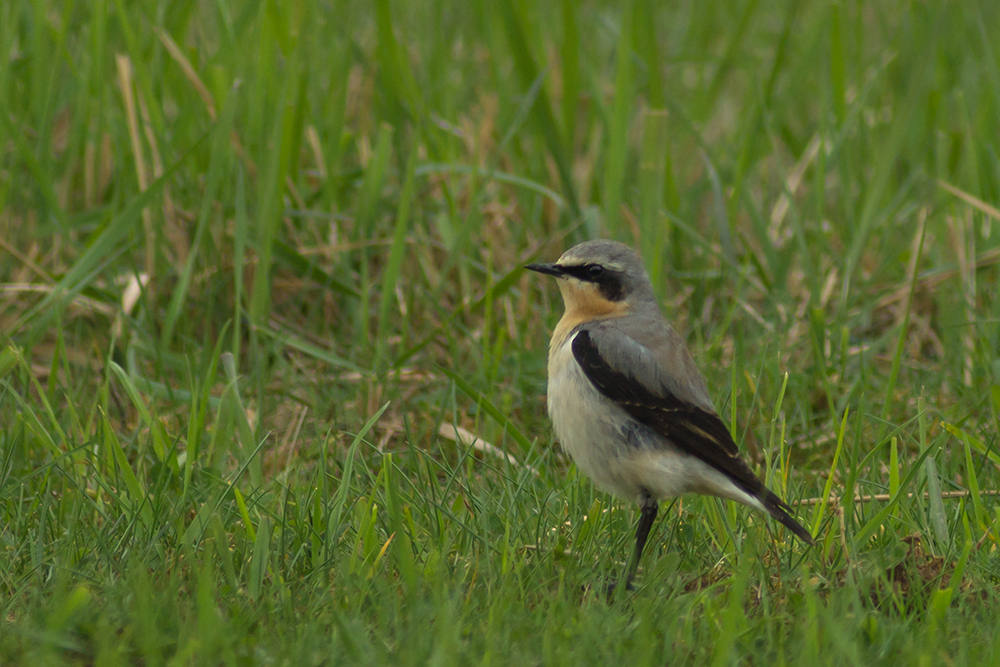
(524, 262, 564, 277)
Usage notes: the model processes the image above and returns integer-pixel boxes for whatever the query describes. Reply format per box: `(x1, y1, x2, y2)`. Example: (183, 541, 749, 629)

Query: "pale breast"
(547, 331, 647, 499)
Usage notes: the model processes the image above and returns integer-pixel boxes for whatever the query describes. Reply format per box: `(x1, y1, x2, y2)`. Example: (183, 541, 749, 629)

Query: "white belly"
(546, 332, 760, 509)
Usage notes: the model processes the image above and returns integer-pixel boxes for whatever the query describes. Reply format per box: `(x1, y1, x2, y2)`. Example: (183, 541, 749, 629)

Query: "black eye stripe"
(560, 263, 625, 301)
(561, 264, 606, 282)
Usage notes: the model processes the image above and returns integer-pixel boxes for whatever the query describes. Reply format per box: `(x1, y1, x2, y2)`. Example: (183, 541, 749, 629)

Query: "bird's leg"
(622, 490, 659, 591)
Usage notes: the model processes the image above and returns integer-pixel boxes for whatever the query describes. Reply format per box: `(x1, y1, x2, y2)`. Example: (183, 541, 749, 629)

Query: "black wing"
(572, 328, 814, 544)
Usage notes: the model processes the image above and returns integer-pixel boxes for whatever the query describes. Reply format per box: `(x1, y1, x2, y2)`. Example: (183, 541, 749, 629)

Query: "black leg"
(622, 490, 659, 591)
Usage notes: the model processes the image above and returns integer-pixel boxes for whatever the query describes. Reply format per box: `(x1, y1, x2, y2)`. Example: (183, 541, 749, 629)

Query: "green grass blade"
(18, 130, 211, 341)
(880, 219, 926, 426)
(248, 515, 271, 600)
(496, 0, 580, 217)
(254, 325, 364, 373)
(1, 113, 66, 229)
(639, 109, 668, 295)
(559, 0, 580, 149)
(0, 346, 19, 379)
(374, 0, 424, 121)
(272, 239, 359, 297)
(232, 166, 248, 361)
(415, 164, 566, 210)
(393, 253, 546, 368)
(602, 0, 634, 238)
(249, 48, 303, 326)
(162, 112, 233, 347)
(109, 361, 169, 464)
(437, 365, 532, 454)
(374, 133, 420, 373)
(101, 411, 152, 527)
(853, 444, 935, 548)
(942, 421, 1000, 469)
(330, 402, 392, 539)
(221, 352, 261, 486)
(960, 429, 985, 534)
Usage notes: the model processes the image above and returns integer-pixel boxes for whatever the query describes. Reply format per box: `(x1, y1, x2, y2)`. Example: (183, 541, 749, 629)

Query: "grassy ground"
(2, 0, 1000, 664)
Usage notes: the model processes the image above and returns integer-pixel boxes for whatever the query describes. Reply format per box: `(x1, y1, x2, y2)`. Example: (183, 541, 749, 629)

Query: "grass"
(2, 0, 1000, 664)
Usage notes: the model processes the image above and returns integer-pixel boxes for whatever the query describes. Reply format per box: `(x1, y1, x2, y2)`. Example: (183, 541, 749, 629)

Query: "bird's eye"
(587, 264, 604, 278)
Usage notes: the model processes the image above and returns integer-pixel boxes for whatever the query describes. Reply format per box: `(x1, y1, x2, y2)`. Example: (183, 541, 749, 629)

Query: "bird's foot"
(602, 578, 635, 601)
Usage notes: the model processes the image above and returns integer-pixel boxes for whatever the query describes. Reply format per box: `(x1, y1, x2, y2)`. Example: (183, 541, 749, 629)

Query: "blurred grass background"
(2, 0, 1000, 664)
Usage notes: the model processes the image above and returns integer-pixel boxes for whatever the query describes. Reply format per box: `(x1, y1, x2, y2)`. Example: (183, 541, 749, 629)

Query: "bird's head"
(525, 240, 656, 320)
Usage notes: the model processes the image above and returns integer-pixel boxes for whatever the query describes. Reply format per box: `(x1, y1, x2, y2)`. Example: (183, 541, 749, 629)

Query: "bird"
(525, 239, 814, 590)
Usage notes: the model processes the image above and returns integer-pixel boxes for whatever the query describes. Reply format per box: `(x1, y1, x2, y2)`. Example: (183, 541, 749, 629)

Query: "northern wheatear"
(526, 240, 813, 589)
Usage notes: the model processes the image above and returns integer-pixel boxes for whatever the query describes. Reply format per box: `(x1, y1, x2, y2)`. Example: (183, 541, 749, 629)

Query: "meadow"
(2, 0, 1000, 664)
